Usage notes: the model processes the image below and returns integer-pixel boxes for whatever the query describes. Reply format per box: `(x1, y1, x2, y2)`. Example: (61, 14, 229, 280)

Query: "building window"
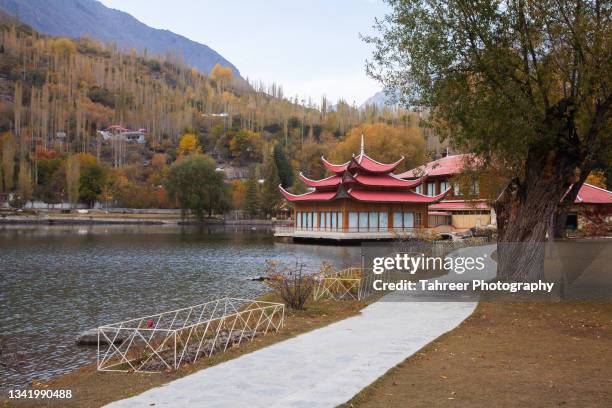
(349, 212, 358, 231)
(296, 212, 302, 229)
(393, 211, 416, 230)
(403, 212, 414, 228)
(415, 184, 423, 195)
(313, 212, 318, 229)
(337, 212, 343, 231)
(472, 181, 479, 195)
(454, 183, 461, 196)
(393, 212, 402, 230)
(379, 212, 388, 231)
(359, 212, 368, 232)
(369, 212, 379, 232)
(440, 181, 449, 193)
(320, 212, 326, 229)
(415, 212, 422, 228)
(427, 182, 436, 196)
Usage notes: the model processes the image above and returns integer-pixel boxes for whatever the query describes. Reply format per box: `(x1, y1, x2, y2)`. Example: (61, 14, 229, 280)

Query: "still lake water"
(0, 225, 360, 388)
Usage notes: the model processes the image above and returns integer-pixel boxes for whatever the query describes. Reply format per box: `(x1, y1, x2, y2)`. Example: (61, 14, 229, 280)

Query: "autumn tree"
(15, 159, 32, 207)
(1, 133, 15, 192)
(77, 154, 107, 207)
(165, 154, 226, 221)
(177, 133, 201, 157)
(65, 155, 80, 208)
(231, 179, 246, 210)
(367, 0, 612, 280)
(331, 123, 428, 172)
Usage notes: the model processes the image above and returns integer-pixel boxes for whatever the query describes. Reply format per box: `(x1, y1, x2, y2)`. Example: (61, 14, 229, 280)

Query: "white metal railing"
(97, 297, 284, 373)
(313, 267, 364, 301)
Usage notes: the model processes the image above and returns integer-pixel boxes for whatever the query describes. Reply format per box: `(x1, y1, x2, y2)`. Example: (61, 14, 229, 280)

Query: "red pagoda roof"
(398, 153, 476, 178)
(574, 183, 612, 204)
(299, 173, 342, 188)
(280, 136, 436, 203)
(279, 187, 338, 202)
(430, 200, 490, 211)
(322, 154, 404, 175)
(348, 189, 449, 203)
(353, 173, 424, 188)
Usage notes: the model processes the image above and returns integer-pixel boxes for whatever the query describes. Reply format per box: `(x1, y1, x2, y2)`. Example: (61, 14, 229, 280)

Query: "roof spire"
(360, 133, 365, 156)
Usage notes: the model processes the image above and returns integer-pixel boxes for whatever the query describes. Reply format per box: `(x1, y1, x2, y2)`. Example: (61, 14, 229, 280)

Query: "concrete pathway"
(105, 245, 496, 408)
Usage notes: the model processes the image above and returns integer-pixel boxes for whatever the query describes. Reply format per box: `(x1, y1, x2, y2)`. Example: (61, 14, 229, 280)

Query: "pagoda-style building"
(277, 137, 449, 240)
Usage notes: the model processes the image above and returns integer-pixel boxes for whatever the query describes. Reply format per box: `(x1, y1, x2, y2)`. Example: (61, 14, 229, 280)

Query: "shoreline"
(0, 215, 292, 226)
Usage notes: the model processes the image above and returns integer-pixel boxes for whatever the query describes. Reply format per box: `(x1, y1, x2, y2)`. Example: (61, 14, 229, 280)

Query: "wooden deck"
(274, 226, 418, 241)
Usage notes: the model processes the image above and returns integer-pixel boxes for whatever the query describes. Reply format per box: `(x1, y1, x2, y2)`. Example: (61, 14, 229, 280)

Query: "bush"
(265, 260, 316, 310)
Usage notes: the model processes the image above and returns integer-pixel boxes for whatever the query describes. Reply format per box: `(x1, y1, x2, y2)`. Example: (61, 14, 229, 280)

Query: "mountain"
(0, 0, 242, 78)
(360, 90, 400, 109)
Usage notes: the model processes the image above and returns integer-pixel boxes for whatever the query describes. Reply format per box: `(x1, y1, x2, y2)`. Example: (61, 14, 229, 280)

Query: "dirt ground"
(342, 301, 612, 408)
(1, 295, 369, 408)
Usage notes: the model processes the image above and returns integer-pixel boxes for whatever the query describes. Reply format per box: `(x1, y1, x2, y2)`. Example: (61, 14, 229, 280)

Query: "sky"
(98, 0, 390, 106)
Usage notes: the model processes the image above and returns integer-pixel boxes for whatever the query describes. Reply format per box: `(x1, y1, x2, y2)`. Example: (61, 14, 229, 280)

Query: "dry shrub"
(265, 260, 316, 310)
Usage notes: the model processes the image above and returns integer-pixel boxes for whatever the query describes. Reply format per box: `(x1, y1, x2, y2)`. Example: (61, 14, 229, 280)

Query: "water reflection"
(0, 225, 360, 388)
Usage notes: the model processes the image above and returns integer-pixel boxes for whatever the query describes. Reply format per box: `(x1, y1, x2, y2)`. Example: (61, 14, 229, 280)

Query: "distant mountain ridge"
(0, 0, 242, 78)
(361, 89, 401, 109)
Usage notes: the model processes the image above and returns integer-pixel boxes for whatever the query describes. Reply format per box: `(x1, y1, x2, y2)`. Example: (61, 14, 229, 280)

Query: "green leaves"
(165, 154, 226, 220)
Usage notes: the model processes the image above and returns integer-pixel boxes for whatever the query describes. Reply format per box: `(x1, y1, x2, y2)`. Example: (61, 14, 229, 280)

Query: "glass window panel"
(427, 182, 436, 196)
(331, 212, 336, 229)
(369, 212, 379, 232)
(415, 185, 422, 194)
(320, 212, 326, 228)
(404, 212, 414, 228)
(440, 181, 448, 192)
(415, 212, 422, 228)
(348, 212, 358, 231)
(337, 212, 343, 231)
(313, 212, 318, 229)
(379, 212, 388, 231)
(296, 212, 301, 228)
(359, 212, 368, 232)
(393, 212, 403, 230)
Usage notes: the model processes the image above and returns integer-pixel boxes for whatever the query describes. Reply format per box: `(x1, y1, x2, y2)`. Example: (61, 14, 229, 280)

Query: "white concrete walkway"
(105, 245, 496, 408)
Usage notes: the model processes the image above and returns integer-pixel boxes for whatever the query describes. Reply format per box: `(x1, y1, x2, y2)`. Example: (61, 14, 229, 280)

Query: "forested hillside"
(0, 14, 433, 214)
(0, 0, 242, 78)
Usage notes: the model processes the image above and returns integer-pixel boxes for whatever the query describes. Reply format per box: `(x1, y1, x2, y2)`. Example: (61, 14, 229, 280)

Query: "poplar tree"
(260, 159, 282, 218)
(244, 167, 260, 218)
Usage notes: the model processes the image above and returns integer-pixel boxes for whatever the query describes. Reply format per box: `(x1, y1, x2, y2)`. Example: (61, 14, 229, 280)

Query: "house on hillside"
(98, 125, 146, 144)
(275, 137, 449, 240)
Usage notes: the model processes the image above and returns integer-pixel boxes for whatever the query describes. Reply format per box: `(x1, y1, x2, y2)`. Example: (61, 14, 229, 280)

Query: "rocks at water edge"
(76, 329, 127, 346)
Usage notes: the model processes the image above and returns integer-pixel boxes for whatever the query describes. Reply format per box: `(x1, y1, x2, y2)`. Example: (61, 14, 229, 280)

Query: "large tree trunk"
(494, 146, 579, 281)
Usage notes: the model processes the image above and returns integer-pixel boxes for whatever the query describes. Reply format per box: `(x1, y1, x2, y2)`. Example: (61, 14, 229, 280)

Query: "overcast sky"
(98, 0, 389, 106)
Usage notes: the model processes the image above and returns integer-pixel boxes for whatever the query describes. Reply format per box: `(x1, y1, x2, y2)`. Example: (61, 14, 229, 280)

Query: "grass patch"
(341, 301, 612, 408)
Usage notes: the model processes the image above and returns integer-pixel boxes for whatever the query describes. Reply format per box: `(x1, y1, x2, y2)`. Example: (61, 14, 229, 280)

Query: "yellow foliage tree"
(586, 171, 607, 188)
(178, 133, 201, 157)
(231, 179, 246, 210)
(330, 123, 428, 172)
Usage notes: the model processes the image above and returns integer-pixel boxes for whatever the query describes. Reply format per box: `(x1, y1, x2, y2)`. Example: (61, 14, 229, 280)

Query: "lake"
(0, 225, 361, 389)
